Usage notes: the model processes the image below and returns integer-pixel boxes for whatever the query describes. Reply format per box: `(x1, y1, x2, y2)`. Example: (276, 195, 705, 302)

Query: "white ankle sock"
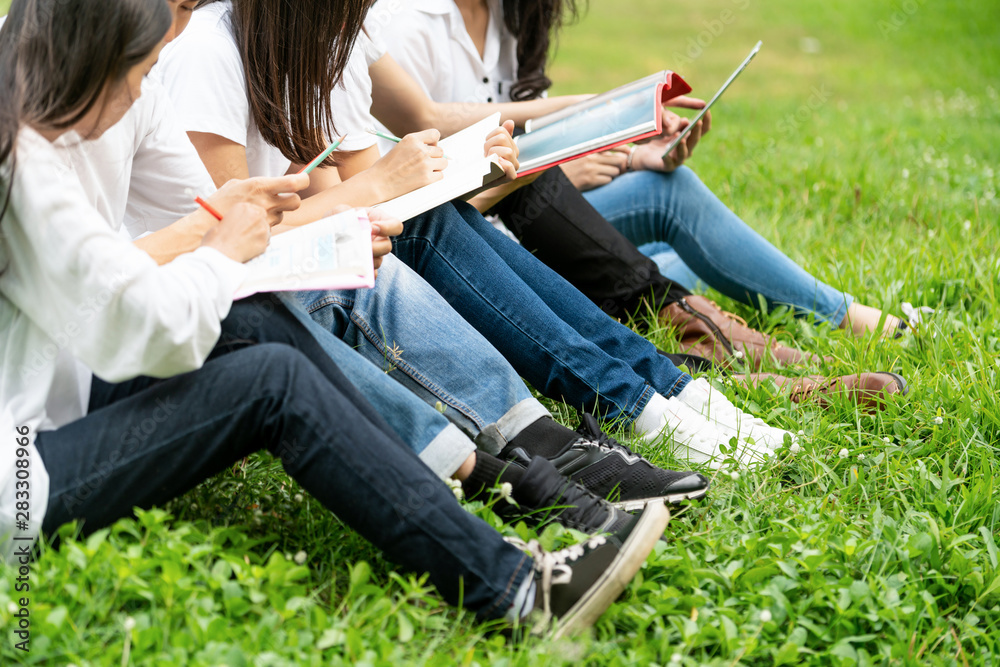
(633, 392, 672, 436)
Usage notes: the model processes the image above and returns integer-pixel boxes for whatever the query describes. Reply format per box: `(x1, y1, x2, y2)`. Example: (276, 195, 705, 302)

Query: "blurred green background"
(547, 0, 1000, 314)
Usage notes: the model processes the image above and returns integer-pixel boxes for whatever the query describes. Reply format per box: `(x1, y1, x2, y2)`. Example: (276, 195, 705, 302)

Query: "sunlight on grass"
(2, 0, 999, 664)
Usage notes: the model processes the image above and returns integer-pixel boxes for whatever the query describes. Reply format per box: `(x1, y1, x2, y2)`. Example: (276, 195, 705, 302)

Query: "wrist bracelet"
(626, 145, 637, 172)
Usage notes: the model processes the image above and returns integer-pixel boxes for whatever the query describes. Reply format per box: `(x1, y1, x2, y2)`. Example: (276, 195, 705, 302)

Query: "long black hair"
(503, 0, 582, 101)
(0, 0, 171, 222)
(199, 0, 377, 167)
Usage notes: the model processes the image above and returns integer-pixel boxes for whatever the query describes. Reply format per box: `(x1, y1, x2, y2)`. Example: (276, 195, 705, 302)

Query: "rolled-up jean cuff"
(475, 398, 552, 455)
(825, 293, 854, 328)
(419, 424, 477, 478)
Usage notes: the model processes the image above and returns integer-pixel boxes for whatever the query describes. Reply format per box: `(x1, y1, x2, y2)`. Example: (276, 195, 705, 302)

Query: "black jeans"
(489, 167, 691, 322)
(37, 298, 530, 620)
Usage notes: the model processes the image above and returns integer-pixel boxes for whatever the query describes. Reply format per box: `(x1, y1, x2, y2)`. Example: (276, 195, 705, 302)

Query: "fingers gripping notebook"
(514, 71, 693, 176)
(373, 113, 506, 222)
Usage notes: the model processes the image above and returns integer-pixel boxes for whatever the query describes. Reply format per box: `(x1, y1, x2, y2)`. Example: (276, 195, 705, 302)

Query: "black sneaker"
(506, 498, 670, 638)
(496, 457, 637, 539)
(502, 414, 710, 512)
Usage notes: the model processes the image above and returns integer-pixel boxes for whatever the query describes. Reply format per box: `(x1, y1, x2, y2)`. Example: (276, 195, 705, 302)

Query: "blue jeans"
(40, 339, 531, 620)
(291, 254, 548, 461)
(205, 293, 475, 477)
(393, 202, 690, 424)
(584, 168, 854, 326)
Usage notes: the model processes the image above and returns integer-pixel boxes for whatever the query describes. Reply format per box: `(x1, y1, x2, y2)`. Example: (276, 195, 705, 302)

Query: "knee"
(450, 200, 480, 224)
(221, 295, 285, 341)
(631, 164, 699, 191)
(397, 205, 459, 240)
(237, 343, 317, 393)
(666, 165, 710, 196)
(372, 258, 444, 309)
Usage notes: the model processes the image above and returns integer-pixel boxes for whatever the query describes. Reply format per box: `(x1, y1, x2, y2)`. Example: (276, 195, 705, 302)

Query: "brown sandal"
(737, 372, 909, 411)
(660, 295, 819, 370)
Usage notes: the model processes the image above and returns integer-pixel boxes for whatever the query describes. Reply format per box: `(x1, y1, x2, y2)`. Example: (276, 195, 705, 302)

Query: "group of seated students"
(0, 0, 908, 637)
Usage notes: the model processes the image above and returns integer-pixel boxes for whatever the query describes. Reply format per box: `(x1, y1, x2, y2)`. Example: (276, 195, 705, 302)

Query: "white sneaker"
(637, 394, 770, 468)
(677, 378, 793, 451)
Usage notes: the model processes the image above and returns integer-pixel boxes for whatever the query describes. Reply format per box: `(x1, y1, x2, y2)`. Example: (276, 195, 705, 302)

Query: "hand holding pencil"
(194, 174, 309, 228)
(364, 128, 450, 200)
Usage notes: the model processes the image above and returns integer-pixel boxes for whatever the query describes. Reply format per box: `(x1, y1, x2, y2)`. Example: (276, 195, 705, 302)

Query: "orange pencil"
(194, 196, 224, 221)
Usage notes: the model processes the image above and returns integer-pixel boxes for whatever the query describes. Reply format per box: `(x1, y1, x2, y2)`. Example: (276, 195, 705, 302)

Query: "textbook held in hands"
(235, 208, 375, 300)
(514, 70, 693, 176)
(373, 113, 507, 222)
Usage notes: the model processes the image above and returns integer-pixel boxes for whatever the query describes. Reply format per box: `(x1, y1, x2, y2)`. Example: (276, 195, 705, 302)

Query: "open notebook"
(235, 209, 374, 300)
(373, 113, 506, 222)
(514, 71, 692, 176)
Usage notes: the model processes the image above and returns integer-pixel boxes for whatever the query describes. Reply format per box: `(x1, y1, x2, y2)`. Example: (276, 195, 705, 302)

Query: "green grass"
(3, 0, 1000, 664)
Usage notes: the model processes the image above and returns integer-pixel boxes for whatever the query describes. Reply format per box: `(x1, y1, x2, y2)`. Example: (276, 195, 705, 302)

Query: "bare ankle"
(453, 452, 477, 481)
(841, 303, 902, 337)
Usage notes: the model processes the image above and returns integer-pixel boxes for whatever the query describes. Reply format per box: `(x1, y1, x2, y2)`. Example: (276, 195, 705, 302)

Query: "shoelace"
(660, 402, 728, 459)
(577, 416, 649, 462)
(550, 479, 615, 529)
(504, 534, 609, 628)
(702, 299, 788, 351)
(791, 375, 901, 404)
(704, 298, 751, 329)
(707, 399, 788, 451)
(787, 376, 852, 405)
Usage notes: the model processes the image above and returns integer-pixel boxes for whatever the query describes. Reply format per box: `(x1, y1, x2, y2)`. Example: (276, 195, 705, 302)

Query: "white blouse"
(156, 1, 293, 179)
(331, 32, 388, 154)
(158, 2, 388, 176)
(0, 128, 247, 562)
(369, 0, 520, 106)
(53, 80, 216, 240)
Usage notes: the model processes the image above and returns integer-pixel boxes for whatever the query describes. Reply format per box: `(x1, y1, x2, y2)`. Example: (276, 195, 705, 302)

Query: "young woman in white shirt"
(158, 0, 810, 472)
(0, 0, 671, 634)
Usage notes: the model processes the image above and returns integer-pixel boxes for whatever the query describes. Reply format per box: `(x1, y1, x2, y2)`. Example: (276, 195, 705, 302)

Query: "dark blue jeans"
(36, 301, 530, 620)
(393, 202, 690, 424)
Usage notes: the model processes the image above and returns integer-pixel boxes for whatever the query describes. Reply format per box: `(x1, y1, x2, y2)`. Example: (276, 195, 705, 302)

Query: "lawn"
(3, 0, 1000, 665)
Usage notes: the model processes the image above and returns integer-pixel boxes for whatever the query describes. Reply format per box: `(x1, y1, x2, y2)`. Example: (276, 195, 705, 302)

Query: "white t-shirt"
(53, 80, 216, 239)
(0, 128, 247, 562)
(332, 32, 387, 153)
(369, 0, 519, 106)
(156, 1, 292, 178)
